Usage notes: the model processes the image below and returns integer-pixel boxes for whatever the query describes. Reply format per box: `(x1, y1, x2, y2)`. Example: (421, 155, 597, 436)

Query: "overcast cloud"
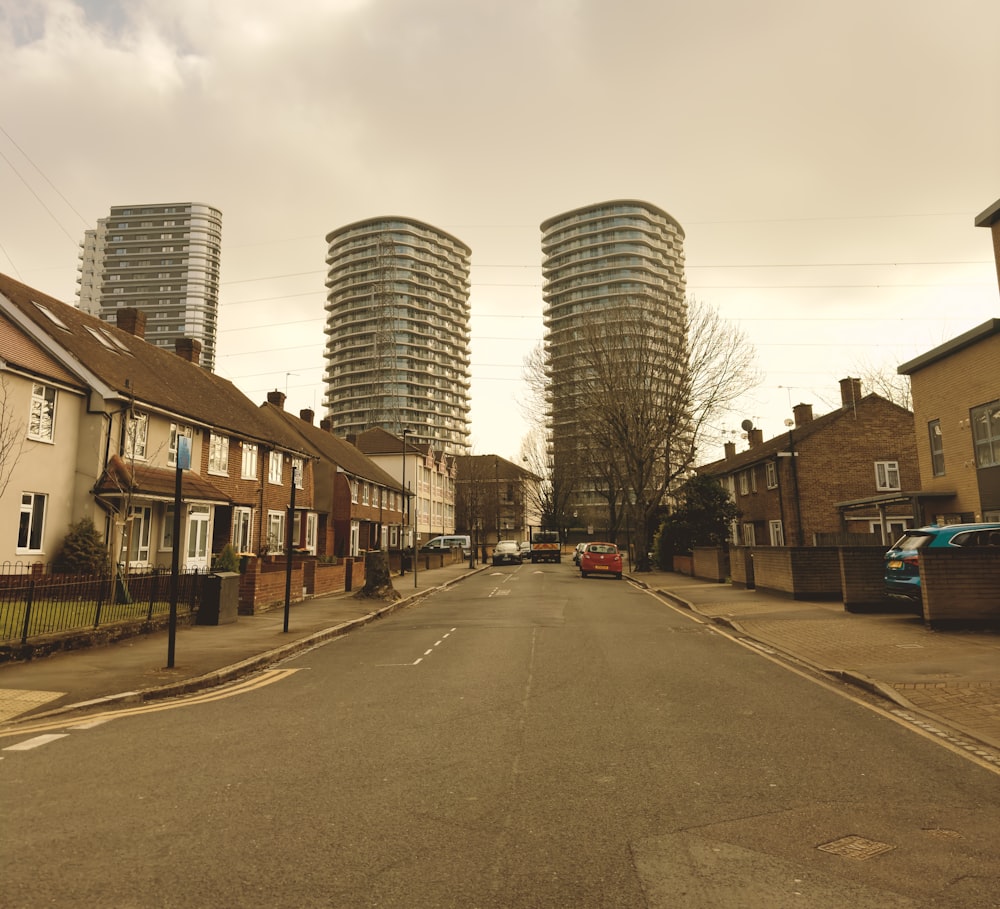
(2, 0, 998, 458)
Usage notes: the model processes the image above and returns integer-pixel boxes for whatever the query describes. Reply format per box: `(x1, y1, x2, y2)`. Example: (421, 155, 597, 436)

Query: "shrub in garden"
(52, 518, 109, 575)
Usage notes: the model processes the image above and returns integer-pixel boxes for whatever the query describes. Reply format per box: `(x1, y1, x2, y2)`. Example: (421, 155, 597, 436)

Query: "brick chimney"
(266, 390, 286, 409)
(319, 418, 333, 432)
(299, 408, 314, 425)
(346, 433, 357, 445)
(747, 428, 764, 448)
(793, 402, 814, 427)
(724, 441, 736, 460)
(174, 337, 201, 365)
(116, 308, 146, 339)
(840, 377, 862, 409)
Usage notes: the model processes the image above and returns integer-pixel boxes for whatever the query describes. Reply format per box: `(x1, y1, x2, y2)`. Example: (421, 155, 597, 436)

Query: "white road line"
(4, 733, 69, 752)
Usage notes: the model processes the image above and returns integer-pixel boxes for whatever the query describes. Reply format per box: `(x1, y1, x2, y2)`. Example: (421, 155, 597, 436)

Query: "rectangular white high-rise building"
(78, 202, 222, 370)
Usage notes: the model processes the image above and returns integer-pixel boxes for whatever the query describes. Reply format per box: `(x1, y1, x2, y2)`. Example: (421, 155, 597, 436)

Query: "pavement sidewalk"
(0, 560, 486, 725)
(2, 562, 1000, 760)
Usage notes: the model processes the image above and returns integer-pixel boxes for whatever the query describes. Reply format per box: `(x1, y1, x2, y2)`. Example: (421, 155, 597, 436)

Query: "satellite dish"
(740, 419, 755, 432)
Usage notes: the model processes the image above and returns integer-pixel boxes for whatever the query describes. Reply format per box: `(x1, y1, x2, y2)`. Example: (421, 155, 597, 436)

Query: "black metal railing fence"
(0, 566, 203, 645)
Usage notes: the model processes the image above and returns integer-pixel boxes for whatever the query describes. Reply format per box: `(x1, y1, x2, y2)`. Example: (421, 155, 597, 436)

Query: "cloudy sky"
(2, 0, 998, 460)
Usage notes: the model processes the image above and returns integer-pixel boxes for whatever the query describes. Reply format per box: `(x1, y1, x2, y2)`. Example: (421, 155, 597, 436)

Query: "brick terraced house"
(699, 378, 921, 546)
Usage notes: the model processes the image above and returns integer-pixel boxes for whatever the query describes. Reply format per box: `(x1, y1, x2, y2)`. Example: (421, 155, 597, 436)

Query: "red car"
(579, 542, 623, 579)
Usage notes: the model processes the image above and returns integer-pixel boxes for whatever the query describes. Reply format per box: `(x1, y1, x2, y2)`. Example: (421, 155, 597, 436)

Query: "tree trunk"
(355, 551, 400, 602)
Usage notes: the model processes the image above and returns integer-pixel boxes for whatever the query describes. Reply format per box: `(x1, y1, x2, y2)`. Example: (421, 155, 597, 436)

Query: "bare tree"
(0, 374, 26, 501)
(851, 356, 912, 410)
(520, 346, 579, 531)
(575, 296, 760, 571)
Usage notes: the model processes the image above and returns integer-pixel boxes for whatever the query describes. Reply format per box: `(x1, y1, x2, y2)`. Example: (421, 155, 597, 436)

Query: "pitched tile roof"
(0, 272, 309, 455)
(261, 405, 403, 491)
(698, 394, 908, 475)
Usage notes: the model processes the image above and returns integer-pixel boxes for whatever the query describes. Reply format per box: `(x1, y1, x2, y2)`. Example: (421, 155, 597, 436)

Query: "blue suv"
(884, 523, 1000, 598)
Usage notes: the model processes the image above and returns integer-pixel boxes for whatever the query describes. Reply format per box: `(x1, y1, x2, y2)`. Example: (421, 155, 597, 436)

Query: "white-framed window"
(17, 492, 46, 553)
(305, 513, 317, 554)
(768, 520, 784, 546)
(266, 510, 285, 552)
(765, 461, 777, 489)
(268, 451, 283, 484)
(362, 482, 370, 505)
(125, 412, 148, 460)
(208, 432, 230, 475)
(168, 423, 193, 467)
(126, 506, 152, 565)
(350, 479, 358, 504)
(162, 504, 176, 550)
(292, 457, 304, 489)
(233, 506, 253, 553)
(875, 460, 901, 492)
(741, 522, 756, 546)
(750, 468, 757, 493)
(738, 471, 749, 496)
(241, 442, 258, 479)
(28, 383, 56, 442)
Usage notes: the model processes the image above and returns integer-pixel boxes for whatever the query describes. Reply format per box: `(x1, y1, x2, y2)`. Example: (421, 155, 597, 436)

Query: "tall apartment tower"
(541, 199, 687, 520)
(323, 217, 472, 454)
(77, 203, 222, 370)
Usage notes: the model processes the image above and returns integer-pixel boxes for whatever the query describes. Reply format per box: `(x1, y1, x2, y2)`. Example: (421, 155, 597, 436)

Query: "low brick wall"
(729, 546, 754, 588)
(921, 549, 1000, 628)
(238, 557, 305, 616)
(692, 547, 727, 582)
(750, 547, 842, 600)
(672, 555, 693, 575)
(839, 546, 896, 612)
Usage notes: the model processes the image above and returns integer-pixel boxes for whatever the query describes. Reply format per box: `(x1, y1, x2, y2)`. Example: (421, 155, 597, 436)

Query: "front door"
(185, 505, 212, 571)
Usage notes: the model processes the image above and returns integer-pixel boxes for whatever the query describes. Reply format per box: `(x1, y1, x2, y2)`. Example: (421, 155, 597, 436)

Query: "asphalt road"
(3, 563, 1000, 908)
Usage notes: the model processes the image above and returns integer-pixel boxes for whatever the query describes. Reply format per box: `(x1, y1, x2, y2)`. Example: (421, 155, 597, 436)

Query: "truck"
(530, 529, 562, 564)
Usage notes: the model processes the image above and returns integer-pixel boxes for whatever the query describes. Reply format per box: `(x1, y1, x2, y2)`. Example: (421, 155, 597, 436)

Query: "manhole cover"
(817, 835, 895, 860)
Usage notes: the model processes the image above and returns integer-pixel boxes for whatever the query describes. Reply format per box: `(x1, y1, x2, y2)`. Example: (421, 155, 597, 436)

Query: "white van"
(421, 535, 472, 555)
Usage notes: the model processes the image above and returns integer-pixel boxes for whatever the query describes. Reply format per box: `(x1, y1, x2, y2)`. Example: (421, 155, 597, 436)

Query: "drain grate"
(817, 835, 896, 860)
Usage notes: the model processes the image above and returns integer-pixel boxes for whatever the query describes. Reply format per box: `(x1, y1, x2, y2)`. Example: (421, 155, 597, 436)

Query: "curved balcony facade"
(541, 200, 686, 516)
(323, 217, 472, 454)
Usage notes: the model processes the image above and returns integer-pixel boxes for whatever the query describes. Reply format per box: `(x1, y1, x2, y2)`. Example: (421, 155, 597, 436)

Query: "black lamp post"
(400, 429, 410, 575)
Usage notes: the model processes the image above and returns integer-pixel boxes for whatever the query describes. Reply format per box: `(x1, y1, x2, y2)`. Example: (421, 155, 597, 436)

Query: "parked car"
(518, 541, 531, 560)
(579, 542, 623, 579)
(572, 542, 587, 565)
(492, 540, 523, 566)
(421, 535, 472, 556)
(884, 523, 1000, 598)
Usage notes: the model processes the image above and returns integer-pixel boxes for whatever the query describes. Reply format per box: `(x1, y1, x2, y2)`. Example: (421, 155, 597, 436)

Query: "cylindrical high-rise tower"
(323, 217, 472, 454)
(541, 200, 686, 521)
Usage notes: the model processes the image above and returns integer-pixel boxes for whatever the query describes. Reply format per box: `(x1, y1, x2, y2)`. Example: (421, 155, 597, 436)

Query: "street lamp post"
(400, 429, 410, 575)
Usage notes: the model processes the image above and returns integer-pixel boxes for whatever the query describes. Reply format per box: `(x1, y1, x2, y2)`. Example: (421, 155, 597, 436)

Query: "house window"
(233, 507, 253, 553)
(928, 420, 944, 477)
(971, 400, 1000, 468)
(769, 520, 784, 546)
(362, 482, 370, 505)
(168, 423, 192, 467)
(126, 506, 152, 565)
(765, 461, 777, 489)
(750, 468, 757, 493)
(738, 472, 749, 496)
(740, 522, 756, 546)
(208, 433, 230, 475)
(266, 511, 285, 552)
(292, 458, 304, 489)
(305, 513, 317, 554)
(28, 383, 56, 442)
(125, 412, 148, 460)
(268, 451, 283, 484)
(162, 504, 176, 550)
(875, 461, 901, 492)
(241, 443, 258, 479)
(17, 492, 46, 552)
(350, 480, 358, 504)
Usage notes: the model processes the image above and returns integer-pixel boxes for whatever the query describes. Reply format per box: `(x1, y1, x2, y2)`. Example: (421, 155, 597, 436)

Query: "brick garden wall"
(749, 547, 842, 599)
(692, 547, 727, 581)
(921, 548, 1000, 627)
(838, 546, 894, 612)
